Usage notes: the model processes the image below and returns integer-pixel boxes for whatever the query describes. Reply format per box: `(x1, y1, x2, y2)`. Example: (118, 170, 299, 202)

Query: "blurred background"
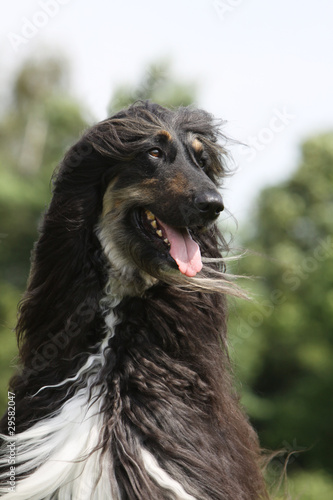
(0, 1, 332, 498)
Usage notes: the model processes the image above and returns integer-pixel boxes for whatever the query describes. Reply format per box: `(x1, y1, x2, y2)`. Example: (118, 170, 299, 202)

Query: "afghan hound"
(0, 101, 268, 499)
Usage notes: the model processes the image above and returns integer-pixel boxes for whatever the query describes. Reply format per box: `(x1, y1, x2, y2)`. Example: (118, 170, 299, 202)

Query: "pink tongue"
(157, 219, 202, 277)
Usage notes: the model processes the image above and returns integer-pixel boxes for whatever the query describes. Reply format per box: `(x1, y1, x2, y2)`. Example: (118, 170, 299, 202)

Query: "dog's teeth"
(146, 210, 155, 221)
(164, 238, 170, 245)
(151, 220, 157, 229)
(156, 229, 163, 238)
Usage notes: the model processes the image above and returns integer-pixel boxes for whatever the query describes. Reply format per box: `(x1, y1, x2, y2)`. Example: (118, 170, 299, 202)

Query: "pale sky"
(1, 0, 333, 222)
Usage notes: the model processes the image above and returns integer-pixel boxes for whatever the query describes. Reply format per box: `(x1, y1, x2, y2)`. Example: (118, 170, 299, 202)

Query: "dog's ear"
(16, 136, 112, 365)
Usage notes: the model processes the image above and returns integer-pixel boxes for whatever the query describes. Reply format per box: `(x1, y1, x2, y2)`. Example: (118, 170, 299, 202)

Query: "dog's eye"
(149, 148, 162, 159)
(198, 158, 206, 169)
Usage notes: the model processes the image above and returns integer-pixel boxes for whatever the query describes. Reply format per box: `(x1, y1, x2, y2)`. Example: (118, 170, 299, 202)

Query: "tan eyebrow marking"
(192, 138, 203, 153)
(102, 178, 157, 216)
(157, 130, 173, 141)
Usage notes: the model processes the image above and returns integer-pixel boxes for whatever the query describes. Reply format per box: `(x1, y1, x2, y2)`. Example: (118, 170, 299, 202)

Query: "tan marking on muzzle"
(141, 178, 159, 187)
(166, 172, 189, 195)
(102, 178, 156, 217)
(102, 178, 118, 216)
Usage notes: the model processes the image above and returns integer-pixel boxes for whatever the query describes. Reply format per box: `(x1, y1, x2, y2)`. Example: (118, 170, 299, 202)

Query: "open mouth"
(135, 208, 203, 278)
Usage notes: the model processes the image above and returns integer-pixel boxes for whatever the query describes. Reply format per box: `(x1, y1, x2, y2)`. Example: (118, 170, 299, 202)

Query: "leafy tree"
(229, 133, 333, 479)
(108, 60, 197, 114)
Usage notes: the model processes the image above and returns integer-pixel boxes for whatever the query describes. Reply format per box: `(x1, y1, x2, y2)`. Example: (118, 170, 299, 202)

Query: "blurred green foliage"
(108, 59, 197, 114)
(228, 132, 333, 493)
(1, 55, 332, 498)
(270, 469, 333, 500)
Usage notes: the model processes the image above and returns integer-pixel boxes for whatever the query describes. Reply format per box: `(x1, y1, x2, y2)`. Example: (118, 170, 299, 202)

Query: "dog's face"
(93, 105, 226, 292)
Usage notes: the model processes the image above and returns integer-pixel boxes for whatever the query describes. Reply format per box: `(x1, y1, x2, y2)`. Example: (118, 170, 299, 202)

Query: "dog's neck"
(96, 220, 158, 298)
(108, 265, 158, 298)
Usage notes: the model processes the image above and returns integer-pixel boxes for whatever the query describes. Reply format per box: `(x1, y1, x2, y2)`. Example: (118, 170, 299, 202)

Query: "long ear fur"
(3, 138, 118, 428)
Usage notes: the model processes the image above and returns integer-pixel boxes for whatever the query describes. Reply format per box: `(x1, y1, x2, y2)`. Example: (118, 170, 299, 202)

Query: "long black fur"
(0, 101, 268, 499)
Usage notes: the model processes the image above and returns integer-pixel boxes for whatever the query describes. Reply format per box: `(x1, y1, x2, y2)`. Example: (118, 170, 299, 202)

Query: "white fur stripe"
(141, 448, 197, 500)
(0, 310, 121, 499)
(0, 387, 114, 499)
(0, 303, 198, 499)
(31, 310, 119, 397)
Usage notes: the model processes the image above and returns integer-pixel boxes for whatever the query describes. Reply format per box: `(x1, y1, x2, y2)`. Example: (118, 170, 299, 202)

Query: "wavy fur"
(0, 101, 268, 499)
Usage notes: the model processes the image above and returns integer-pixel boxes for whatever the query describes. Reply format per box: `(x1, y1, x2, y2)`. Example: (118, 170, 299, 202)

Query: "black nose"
(194, 191, 224, 220)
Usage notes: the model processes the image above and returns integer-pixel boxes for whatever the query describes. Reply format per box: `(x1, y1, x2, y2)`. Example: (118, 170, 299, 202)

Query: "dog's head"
(54, 101, 228, 295)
